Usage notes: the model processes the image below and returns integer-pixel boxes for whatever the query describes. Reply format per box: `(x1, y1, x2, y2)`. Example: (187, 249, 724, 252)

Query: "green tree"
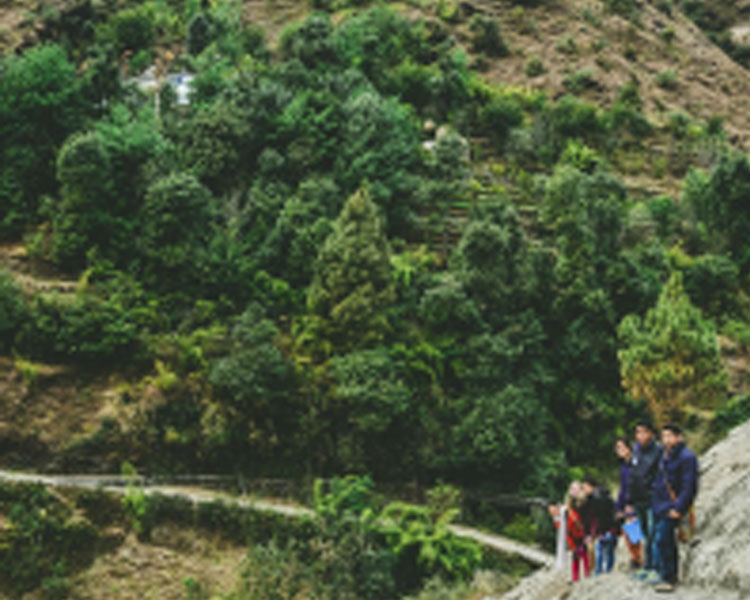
(335, 91, 421, 235)
(254, 177, 340, 288)
(138, 172, 214, 293)
(685, 153, 750, 269)
(208, 304, 298, 466)
(618, 271, 728, 424)
(52, 106, 167, 269)
(451, 213, 538, 330)
(327, 348, 414, 475)
(0, 44, 84, 234)
(303, 188, 395, 357)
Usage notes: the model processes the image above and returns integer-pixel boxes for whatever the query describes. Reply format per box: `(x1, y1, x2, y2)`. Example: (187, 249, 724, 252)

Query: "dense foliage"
(0, 0, 746, 540)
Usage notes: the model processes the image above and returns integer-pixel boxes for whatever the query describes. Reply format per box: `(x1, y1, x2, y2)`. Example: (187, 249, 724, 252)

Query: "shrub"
(436, 0, 463, 23)
(712, 394, 750, 435)
(187, 12, 215, 55)
(0, 272, 26, 351)
(555, 34, 577, 54)
(468, 15, 508, 57)
(280, 13, 338, 68)
(656, 69, 678, 90)
(604, 0, 640, 20)
(0, 484, 96, 595)
(559, 140, 604, 173)
(17, 292, 143, 366)
(563, 68, 597, 94)
(548, 94, 600, 140)
(525, 55, 545, 77)
(647, 195, 678, 238)
(667, 111, 692, 139)
(479, 96, 524, 147)
(121, 462, 156, 541)
(661, 25, 676, 43)
(602, 102, 653, 138)
(109, 5, 156, 52)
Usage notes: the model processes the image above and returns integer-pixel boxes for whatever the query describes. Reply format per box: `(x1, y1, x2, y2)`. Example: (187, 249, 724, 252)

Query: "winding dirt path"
(0, 469, 555, 567)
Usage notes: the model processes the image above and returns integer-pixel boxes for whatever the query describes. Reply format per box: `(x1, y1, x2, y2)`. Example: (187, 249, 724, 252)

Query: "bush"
(187, 12, 215, 55)
(563, 68, 597, 94)
(122, 488, 155, 541)
(0, 484, 97, 595)
(555, 34, 577, 55)
(559, 140, 604, 173)
(109, 5, 156, 52)
(525, 55, 545, 77)
(712, 394, 750, 435)
(604, 0, 640, 20)
(280, 13, 338, 68)
(602, 102, 652, 138)
(0, 271, 26, 351)
(656, 69, 678, 90)
(548, 94, 601, 140)
(17, 292, 143, 366)
(479, 96, 524, 147)
(469, 15, 508, 57)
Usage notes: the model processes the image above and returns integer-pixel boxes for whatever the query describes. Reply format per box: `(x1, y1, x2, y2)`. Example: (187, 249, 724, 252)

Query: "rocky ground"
(499, 419, 750, 600)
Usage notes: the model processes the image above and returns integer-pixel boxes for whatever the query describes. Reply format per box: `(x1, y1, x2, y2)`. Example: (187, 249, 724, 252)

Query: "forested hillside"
(2, 0, 750, 594)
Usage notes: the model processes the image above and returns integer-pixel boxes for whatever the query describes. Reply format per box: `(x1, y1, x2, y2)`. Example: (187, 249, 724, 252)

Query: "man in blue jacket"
(651, 423, 699, 593)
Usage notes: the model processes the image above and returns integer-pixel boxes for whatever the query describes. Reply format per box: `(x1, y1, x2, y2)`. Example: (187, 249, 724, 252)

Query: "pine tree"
(304, 187, 395, 357)
(617, 271, 727, 424)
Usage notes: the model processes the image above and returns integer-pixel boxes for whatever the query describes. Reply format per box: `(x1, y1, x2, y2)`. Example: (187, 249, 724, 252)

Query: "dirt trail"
(0, 243, 78, 295)
(0, 469, 555, 567)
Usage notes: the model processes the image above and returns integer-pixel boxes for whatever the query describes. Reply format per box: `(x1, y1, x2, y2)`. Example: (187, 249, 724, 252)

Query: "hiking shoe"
(655, 582, 675, 593)
(644, 571, 663, 585)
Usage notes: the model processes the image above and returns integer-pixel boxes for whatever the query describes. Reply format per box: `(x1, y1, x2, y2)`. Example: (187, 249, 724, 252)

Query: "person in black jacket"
(581, 476, 618, 575)
(629, 420, 662, 576)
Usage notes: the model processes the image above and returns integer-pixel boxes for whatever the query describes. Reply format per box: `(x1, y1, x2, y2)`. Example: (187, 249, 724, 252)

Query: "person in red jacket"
(549, 481, 590, 582)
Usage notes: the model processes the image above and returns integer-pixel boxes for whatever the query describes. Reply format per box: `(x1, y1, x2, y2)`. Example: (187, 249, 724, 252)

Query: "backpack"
(596, 487, 617, 534)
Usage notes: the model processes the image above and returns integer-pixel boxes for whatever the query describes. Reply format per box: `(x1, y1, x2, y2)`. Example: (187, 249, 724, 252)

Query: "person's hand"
(668, 509, 681, 519)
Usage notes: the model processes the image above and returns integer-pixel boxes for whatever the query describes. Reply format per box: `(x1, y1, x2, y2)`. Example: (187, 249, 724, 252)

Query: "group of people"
(548, 421, 699, 594)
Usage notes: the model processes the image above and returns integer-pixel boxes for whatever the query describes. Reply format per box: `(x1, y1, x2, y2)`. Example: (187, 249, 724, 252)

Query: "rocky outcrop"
(500, 419, 750, 600)
(681, 421, 750, 594)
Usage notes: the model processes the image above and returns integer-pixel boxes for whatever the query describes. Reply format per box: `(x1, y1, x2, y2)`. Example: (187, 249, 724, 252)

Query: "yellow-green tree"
(302, 187, 394, 358)
(617, 271, 727, 425)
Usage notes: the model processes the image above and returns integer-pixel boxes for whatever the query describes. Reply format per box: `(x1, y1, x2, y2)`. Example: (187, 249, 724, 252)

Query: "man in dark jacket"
(651, 423, 699, 593)
(629, 420, 662, 575)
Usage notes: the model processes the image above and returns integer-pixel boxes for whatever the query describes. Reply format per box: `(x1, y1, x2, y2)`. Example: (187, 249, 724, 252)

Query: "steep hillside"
(473, 0, 750, 148)
(4, 0, 750, 154)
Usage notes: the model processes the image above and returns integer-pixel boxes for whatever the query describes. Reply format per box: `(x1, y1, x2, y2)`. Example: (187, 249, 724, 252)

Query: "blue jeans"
(595, 532, 616, 574)
(655, 517, 679, 584)
(636, 505, 658, 570)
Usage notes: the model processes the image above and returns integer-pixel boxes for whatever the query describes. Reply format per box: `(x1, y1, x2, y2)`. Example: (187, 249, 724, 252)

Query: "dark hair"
(583, 475, 598, 487)
(614, 436, 629, 447)
(662, 423, 683, 435)
(635, 420, 654, 432)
